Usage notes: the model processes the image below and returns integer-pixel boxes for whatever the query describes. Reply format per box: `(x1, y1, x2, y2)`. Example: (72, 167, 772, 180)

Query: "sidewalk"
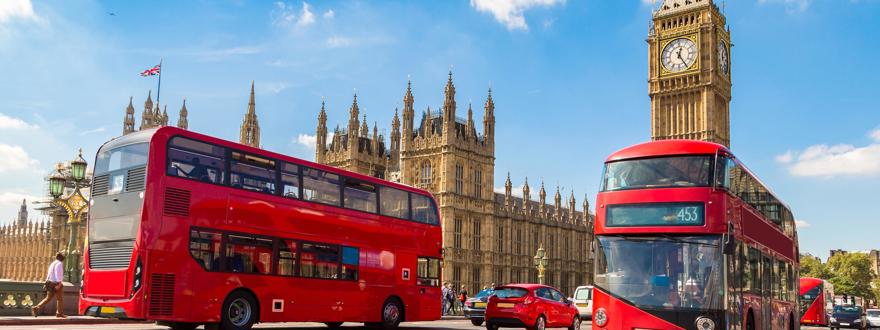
(0, 315, 150, 326)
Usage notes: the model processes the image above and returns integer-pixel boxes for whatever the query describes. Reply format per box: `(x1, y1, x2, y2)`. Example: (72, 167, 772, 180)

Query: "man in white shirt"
(31, 252, 66, 318)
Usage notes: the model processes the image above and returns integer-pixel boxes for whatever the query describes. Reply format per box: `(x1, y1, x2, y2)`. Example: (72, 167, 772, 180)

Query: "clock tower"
(649, 0, 731, 147)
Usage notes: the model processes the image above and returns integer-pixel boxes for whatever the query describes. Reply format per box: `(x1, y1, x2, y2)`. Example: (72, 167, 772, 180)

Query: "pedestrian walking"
(32, 252, 66, 318)
(445, 283, 457, 315)
(441, 282, 450, 315)
(458, 285, 469, 312)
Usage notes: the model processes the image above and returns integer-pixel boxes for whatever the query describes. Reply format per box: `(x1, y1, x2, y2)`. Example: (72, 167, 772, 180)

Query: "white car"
(572, 285, 593, 319)
(867, 309, 880, 329)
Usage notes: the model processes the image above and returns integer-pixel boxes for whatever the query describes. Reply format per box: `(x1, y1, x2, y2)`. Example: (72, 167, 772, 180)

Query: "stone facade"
(0, 199, 83, 282)
(123, 90, 188, 135)
(315, 73, 594, 295)
(649, 0, 731, 146)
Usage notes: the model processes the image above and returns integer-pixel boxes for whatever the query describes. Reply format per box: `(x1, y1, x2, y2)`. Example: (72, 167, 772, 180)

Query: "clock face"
(718, 41, 729, 75)
(661, 38, 697, 73)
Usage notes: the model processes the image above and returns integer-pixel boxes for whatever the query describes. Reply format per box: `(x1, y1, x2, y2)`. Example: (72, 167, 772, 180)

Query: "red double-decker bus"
(800, 277, 834, 326)
(592, 140, 799, 330)
(79, 127, 443, 330)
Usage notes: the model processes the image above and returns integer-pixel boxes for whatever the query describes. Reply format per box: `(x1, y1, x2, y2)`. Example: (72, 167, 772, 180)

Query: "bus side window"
(343, 180, 377, 213)
(189, 229, 222, 272)
(225, 234, 273, 275)
(276, 239, 298, 276)
(281, 163, 300, 199)
(302, 168, 341, 206)
(168, 137, 227, 184)
(300, 242, 340, 279)
(379, 186, 410, 219)
(341, 246, 359, 280)
(417, 257, 441, 286)
(411, 194, 439, 225)
(230, 152, 276, 194)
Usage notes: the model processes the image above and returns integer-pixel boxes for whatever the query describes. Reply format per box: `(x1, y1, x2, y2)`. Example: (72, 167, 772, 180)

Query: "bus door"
(761, 255, 772, 330)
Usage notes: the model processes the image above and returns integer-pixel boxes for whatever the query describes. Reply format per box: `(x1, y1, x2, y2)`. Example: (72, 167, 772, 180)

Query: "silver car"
(867, 309, 880, 329)
(463, 288, 494, 326)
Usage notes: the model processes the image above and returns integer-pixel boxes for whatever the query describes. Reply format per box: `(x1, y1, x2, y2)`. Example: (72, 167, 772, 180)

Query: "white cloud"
(0, 112, 38, 129)
(775, 150, 794, 164)
(296, 134, 317, 149)
(326, 36, 354, 48)
(757, 0, 811, 13)
(870, 128, 880, 142)
(777, 128, 880, 177)
(296, 2, 315, 27)
(469, 0, 565, 31)
(0, 0, 37, 24)
(0, 144, 40, 172)
(273, 1, 317, 28)
(323, 9, 335, 19)
(79, 127, 106, 136)
(0, 191, 40, 207)
(795, 220, 811, 228)
(259, 81, 291, 94)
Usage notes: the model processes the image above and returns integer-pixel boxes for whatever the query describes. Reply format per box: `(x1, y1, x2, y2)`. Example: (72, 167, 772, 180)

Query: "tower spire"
(140, 90, 154, 130)
(177, 99, 188, 130)
(240, 81, 260, 148)
(16, 198, 27, 227)
(123, 96, 136, 135)
(316, 98, 328, 163)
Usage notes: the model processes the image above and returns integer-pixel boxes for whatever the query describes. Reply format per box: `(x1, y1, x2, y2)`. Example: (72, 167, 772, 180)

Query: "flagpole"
(156, 58, 163, 108)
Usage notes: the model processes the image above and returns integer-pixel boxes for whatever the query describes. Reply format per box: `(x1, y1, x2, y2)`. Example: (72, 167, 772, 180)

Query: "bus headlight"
(594, 308, 608, 327)
(695, 317, 715, 330)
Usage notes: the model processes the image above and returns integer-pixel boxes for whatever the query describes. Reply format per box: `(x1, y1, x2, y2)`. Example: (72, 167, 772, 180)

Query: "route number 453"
(676, 207, 700, 223)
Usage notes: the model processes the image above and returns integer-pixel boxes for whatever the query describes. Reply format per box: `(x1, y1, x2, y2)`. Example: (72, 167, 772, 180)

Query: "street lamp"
(46, 149, 90, 284)
(534, 245, 549, 285)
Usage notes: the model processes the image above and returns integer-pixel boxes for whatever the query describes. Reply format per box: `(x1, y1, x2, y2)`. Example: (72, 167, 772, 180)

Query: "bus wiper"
(656, 234, 720, 247)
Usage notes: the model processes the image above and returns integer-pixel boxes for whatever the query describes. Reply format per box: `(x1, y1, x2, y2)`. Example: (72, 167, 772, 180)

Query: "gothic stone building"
(315, 73, 594, 295)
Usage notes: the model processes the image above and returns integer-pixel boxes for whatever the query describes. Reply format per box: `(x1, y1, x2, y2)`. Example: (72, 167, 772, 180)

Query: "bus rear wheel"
(325, 322, 344, 329)
(380, 298, 403, 330)
(219, 290, 258, 330)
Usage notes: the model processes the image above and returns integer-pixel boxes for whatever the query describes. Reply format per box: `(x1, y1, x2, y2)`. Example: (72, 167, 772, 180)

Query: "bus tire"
(325, 322, 343, 329)
(380, 297, 404, 330)
(486, 321, 499, 330)
(471, 319, 485, 326)
(220, 290, 258, 330)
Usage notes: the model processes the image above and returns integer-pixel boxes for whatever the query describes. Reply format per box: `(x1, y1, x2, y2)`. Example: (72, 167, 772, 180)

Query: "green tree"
(800, 254, 831, 279)
(827, 253, 876, 302)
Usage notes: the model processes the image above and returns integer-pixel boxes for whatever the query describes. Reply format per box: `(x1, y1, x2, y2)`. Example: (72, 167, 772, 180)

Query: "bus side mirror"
(722, 223, 735, 255)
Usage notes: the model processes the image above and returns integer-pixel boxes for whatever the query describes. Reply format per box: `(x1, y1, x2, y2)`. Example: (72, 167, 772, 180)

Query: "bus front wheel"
(218, 290, 258, 330)
(380, 298, 403, 330)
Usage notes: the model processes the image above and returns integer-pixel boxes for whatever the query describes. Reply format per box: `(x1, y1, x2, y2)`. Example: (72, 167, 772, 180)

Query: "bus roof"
(120, 126, 434, 197)
(605, 140, 730, 162)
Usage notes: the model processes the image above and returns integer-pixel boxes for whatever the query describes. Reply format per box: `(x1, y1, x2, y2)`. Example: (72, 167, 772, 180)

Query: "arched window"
(420, 161, 432, 187)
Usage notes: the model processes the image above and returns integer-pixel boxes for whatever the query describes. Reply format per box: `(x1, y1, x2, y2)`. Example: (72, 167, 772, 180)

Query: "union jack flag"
(140, 64, 161, 77)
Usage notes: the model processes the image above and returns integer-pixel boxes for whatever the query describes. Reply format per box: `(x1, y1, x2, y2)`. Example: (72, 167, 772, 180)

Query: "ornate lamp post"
(534, 245, 549, 285)
(47, 149, 90, 284)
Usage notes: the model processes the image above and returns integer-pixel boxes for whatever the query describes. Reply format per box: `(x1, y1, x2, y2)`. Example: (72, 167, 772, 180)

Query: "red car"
(485, 284, 581, 330)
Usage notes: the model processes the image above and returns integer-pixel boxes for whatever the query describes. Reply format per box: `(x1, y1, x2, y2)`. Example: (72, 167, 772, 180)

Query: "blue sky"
(1, 0, 878, 260)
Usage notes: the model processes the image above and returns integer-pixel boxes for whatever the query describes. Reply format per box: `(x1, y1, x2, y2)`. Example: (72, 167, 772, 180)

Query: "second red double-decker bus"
(79, 127, 443, 330)
(800, 277, 834, 326)
(592, 140, 799, 330)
